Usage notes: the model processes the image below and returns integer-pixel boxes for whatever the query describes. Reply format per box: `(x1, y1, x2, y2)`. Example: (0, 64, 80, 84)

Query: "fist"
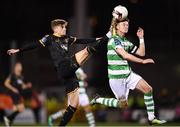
(7, 49, 19, 55)
(26, 82, 32, 88)
(137, 27, 144, 39)
(142, 59, 155, 64)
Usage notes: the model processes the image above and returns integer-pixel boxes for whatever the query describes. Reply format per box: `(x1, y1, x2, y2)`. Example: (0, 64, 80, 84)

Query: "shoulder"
(39, 34, 52, 45)
(8, 73, 15, 80)
(110, 36, 122, 46)
(41, 34, 51, 40)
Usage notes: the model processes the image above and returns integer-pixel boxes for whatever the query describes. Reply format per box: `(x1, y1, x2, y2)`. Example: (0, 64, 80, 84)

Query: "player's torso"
(10, 74, 24, 90)
(107, 36, 131, 79)
(47, 35, 72, 66)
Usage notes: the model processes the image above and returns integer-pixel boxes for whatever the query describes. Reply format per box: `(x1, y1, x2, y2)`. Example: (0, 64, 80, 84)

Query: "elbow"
(4, 80, 10, 88)
(139, 52, 145, 57)
(136, 50, 145, 57)
(4, 82, 8, 87)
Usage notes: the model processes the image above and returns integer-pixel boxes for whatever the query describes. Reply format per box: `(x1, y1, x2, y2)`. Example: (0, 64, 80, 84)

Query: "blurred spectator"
(31, 90, 42, 124)
(3, 62, 32, 126)
(157, 88, 172, 108)
(175, 90, 180, 122)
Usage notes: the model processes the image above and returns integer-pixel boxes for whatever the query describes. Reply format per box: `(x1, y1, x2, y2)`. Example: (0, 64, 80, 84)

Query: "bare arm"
(22, 82, 32, 90)
(4, 78, 19, 94)
(7, 35, 50, 55)
(116, 47, 154, 64)
(135, 27, 145, 56)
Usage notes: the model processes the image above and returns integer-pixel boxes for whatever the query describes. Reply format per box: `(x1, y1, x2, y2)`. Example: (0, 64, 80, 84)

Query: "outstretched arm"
(71, 31, 111, 45)
(75, 38, 97, 44)
(7, 42, 41, 55)
(7, 35, 50, 55)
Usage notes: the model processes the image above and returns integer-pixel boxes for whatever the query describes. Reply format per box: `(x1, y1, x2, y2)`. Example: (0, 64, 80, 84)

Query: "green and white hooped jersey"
(75, 68, 86, 94)
(79, 81, 86, 94)
(107, 35, 137, 79)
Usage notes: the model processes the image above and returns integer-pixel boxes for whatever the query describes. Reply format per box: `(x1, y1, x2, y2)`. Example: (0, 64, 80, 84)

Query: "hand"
(12, 88, 19, 94)
(22, 82, 32, 89)
(136, 27, 144, 39)
(142, 59, 155, 64)
(26, 82, 32, 88)
(96, 37, 102, 41)
(7, 49, 20, 55)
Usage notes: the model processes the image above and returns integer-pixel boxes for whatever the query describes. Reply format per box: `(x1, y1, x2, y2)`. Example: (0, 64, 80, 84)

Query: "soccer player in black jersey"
(7, 19, 110, 126)
(3, 62, 32, 126)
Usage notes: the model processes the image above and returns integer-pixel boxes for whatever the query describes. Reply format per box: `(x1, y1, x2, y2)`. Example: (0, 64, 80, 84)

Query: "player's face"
(14, 63, 23, 76)
(117, 21, 129, 34)
(55, 24, 67, 36)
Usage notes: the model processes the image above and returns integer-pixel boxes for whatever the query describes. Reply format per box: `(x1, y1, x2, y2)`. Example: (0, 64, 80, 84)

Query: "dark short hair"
(51, 19, 68, 30)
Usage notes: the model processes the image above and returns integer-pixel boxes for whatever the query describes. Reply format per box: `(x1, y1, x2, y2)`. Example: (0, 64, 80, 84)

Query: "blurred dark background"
(0, 0, 180, 96)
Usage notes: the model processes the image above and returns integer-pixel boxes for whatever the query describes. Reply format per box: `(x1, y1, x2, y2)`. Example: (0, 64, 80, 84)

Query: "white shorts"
(79, 93, 90, 107)
(109, 72, 142, 100)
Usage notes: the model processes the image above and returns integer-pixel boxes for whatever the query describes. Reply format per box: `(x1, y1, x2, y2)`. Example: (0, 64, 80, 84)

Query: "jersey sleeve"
(69, 36, 97, 45)
(38, 35, 51, 47)
(111, 38, 123, 50)
(128, 41, 138, 54)
(69, 36, 77, 45)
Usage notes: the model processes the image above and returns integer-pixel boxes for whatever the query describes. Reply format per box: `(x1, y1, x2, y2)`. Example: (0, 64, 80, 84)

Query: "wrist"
(141, 59, 144, 64)
(18, 48, 22, 52)
(12, 88, 16, 92)
(139, 38, 144, 44)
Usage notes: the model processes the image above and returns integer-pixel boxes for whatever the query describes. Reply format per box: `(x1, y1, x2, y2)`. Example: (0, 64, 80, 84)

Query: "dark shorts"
(9, 92, 23, 105)
(56, 56, 80, 94)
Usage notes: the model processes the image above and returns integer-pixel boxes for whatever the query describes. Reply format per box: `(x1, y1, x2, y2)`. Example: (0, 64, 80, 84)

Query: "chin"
(124, 30, 128, 33)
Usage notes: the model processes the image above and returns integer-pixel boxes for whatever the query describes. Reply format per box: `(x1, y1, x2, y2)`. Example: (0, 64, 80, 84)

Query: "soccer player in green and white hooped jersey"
(76, 68, 95, 127)
(91, 17, 167, 125)
(48, 68, 95, 127)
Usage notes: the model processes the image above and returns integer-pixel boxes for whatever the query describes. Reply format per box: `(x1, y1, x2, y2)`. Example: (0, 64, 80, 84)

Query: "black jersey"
(20, 34, 97, 67)
(39, 35, 77, 67)
(8, 73, 24, 91)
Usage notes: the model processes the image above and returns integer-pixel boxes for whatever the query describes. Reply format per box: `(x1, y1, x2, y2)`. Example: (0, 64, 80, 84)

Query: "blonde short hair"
(51, 19, 68, 30)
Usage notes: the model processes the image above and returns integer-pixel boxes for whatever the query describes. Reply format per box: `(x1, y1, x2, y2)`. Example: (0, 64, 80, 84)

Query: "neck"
(117, 31, 125, 38)
(15, 73, 21, 77)
(53, 33, 62, 37)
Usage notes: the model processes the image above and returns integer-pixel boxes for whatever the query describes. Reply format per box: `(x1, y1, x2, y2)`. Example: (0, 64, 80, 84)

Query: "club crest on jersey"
(114, 39, 122, 46)
(17, 79, 23, 85)
(55, 39, 60, 43)
(64, 38, 69, 43)
(61, 44, 68, 51)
